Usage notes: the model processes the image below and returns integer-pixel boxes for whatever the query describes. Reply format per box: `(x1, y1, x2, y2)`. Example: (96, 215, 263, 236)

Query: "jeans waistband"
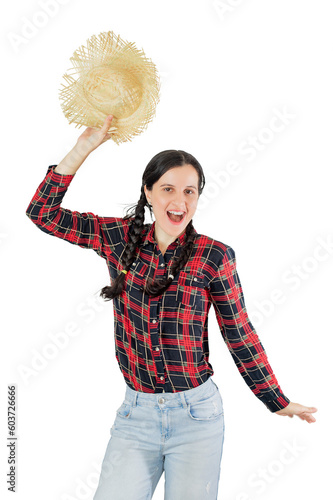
(123, 376, 219, 409)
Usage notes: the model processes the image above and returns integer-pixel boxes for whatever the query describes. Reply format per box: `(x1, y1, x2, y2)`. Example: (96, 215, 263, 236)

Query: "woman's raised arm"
(54, 114, 115, 175)
(25, 115, 122, 260)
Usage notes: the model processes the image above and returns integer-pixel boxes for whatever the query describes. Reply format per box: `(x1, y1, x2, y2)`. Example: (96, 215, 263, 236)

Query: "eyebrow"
(160, 183, 197, 190)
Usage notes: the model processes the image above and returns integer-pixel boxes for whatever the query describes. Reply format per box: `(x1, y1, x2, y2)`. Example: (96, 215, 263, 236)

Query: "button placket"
(148, 279, 165, 388)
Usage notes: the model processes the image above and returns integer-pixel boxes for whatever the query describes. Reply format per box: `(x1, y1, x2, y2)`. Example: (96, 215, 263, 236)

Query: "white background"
(1, 0, 331, 499)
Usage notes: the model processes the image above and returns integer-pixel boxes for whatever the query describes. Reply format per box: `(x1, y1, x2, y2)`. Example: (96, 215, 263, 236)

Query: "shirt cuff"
(46, 164, 75, 187)
(264, 394, 291, 413)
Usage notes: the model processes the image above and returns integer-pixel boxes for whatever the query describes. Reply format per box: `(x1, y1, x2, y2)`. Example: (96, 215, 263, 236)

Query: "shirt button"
(159, 397, 165, 404)
(152, 319, 157, 324)
(160, 263, 165, 267)
(160, 376, 164, 381)
(155, 347, 160, 351)
(194, 277, 197, 282)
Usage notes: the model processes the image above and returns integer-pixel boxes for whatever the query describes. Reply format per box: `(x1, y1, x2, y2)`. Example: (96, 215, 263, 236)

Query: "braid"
(99, 148, 205, 302)
(99, 186, 147, 301)
(100, 210, 197, 301)
(143, 219, 197, 297)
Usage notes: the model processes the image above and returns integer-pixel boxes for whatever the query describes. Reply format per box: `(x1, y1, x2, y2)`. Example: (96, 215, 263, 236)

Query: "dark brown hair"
(99, 149, 205, 300)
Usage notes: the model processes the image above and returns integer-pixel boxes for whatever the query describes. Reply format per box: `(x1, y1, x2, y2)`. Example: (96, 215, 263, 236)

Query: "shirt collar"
(141, 220, 197, 248)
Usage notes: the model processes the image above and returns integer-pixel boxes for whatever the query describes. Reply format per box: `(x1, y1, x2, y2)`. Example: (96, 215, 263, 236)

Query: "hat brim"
(59, 31, 161, 145)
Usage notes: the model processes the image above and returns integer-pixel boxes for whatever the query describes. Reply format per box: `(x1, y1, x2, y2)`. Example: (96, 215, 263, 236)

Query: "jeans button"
(159, 398, 165, 404)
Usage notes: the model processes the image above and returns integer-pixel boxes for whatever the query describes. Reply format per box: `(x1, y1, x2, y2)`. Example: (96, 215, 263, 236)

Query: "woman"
(26, 115, 317, 500)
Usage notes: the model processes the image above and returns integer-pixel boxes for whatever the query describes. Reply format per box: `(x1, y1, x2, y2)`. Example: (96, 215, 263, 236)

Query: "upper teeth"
(168, 211, 184, 215)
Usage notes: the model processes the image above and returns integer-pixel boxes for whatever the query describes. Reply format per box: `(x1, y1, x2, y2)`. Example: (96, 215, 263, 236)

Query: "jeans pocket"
(116, 400, 133, 419)
(187, 391, 224, 421)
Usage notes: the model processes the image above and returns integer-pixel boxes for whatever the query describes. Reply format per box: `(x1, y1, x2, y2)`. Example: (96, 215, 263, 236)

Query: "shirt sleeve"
(25, 164, 116, 260)
(208, 245, 291, 413)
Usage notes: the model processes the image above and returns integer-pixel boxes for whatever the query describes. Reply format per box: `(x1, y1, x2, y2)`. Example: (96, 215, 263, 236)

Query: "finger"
(299, 412, 316, 423)
(299, 407, 318, 415)
(101, 115, 113, 133)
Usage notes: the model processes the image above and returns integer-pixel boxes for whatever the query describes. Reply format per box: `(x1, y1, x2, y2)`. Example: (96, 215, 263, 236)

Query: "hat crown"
(82, 66, 143, 118)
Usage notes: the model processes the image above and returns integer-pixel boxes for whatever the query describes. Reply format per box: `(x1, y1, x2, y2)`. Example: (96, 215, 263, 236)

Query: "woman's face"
(144, 164, 200, 241)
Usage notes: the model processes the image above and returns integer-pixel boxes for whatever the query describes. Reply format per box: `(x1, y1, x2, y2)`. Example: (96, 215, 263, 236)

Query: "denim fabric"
(93, 376, 225, 500)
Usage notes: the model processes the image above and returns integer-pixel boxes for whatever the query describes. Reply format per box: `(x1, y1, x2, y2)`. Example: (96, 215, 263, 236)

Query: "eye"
(163, 187, 194, 194)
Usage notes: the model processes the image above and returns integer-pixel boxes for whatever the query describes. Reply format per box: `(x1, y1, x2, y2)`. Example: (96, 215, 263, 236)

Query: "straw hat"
(58, 31, 161, 145)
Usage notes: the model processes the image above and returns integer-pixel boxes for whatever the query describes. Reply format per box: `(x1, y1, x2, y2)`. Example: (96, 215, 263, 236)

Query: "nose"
(171, 192, 187, 210)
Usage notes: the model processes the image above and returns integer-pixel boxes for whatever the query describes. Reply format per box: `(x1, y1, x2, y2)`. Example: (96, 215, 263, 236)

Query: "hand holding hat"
(75, 114, 116, 156)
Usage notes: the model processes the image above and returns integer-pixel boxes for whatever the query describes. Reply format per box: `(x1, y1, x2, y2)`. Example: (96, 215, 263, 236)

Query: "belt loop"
(132, 391, 138, 407)
(180, 392, 187, 409)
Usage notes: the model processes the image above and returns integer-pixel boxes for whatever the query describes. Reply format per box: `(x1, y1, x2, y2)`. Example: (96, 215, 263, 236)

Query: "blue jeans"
(93, 376, 225, 500)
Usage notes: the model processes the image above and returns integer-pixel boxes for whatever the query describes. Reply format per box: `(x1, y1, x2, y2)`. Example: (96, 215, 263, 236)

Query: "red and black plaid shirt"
(25, 164, 290, 412)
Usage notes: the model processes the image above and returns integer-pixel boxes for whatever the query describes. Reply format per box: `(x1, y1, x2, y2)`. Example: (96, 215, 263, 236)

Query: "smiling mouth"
(167, 211, 186, 223)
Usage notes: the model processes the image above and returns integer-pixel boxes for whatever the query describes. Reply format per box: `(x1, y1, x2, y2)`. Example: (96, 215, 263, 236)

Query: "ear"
(144, 185, 151, 204)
